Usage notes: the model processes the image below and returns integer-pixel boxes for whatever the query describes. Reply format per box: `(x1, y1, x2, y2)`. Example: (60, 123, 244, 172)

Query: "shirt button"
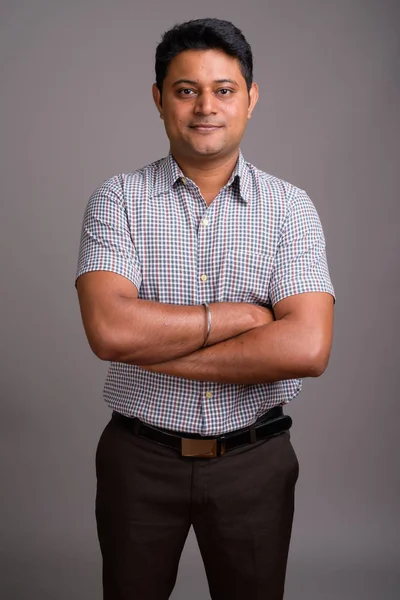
(200, 274, 208, 282)
(202, 218, 209, 226)
(205, 391, 213, 398)
(181, 177, 187, 185)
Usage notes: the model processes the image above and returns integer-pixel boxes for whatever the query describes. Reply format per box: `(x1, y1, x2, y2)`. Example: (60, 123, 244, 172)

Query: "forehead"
(165, 49, 245, 84)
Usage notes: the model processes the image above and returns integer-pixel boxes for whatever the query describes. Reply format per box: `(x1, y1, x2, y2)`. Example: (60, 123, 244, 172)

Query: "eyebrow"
(171, 79, 239, 86)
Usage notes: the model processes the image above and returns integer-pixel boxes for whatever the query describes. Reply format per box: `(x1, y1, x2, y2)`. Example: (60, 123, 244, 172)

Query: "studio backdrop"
(1, 1, 399, 598)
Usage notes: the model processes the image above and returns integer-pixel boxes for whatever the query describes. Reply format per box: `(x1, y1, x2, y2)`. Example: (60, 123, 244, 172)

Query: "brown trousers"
(95, 412, 299, 600)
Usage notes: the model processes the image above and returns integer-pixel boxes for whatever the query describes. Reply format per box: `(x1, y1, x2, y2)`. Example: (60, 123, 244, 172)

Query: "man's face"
(152, 49, 258, 161)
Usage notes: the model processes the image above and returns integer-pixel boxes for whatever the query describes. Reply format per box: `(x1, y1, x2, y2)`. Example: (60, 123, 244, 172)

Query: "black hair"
(155, 18, 253, 95)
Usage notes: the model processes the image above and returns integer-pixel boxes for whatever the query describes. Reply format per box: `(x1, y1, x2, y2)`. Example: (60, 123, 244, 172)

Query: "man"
(76, 18, 335, 600)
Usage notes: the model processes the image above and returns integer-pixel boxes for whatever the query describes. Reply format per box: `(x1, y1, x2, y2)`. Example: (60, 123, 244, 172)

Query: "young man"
(76, 18, 335, 600)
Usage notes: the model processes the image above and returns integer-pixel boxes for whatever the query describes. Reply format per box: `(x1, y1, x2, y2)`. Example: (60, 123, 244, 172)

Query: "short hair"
(155, 18, 253, 95)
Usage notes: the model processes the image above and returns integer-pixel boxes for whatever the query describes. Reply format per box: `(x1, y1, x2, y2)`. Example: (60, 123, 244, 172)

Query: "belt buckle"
(181, 437, 222, 458)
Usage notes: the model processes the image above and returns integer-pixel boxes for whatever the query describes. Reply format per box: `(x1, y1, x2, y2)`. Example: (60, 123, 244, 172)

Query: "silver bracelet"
(202, 302, 212, 348)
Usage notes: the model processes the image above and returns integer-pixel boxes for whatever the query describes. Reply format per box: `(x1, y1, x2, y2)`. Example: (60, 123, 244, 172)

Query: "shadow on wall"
(1, 548, 102, 600)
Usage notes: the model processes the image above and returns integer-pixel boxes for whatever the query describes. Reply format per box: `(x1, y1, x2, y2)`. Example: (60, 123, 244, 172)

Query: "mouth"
(189, 124, 223, 131)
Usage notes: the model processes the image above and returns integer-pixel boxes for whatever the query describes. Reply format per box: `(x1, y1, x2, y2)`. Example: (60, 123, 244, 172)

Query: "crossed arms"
(76, 271, 334, 385)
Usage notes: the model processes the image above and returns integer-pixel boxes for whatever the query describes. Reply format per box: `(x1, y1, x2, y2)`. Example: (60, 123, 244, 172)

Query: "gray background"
(1, 0, 399, 598)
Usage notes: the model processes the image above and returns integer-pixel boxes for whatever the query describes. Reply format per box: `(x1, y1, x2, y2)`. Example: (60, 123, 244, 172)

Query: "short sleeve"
(75, 175, 142, 289)
(269, 187, 335, 306)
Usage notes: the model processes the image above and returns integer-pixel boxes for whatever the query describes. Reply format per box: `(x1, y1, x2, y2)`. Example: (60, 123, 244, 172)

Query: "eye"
(217, 88, 234, 96)
(177, 88, 196, 96)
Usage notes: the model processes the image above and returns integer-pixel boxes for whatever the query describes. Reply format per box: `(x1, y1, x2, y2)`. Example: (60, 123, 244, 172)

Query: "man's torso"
(77, 152, 334, 434)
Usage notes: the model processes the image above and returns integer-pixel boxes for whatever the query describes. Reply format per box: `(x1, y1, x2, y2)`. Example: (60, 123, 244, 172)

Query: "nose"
(193, 91, 217, 116)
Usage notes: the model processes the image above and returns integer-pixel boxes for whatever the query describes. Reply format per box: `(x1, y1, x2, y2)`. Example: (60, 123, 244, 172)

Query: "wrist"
(202, 302, 212, 347)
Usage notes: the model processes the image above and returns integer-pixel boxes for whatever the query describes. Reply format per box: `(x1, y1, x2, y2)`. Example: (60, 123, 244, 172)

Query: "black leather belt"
(112, 406, 292, 458)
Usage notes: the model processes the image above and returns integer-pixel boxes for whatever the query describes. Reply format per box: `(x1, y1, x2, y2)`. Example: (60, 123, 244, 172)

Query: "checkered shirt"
(76, 151, 335, 435)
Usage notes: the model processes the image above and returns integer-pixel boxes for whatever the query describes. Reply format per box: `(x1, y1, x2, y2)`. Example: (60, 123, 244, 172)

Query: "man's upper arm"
(268, 186, 335, 373)
(269, 186, 335, 308)
(75, 175, 142, 290)
(273, 291, 334, 374)
(76, 271, 139, 356)
(75, 175, 142, 356)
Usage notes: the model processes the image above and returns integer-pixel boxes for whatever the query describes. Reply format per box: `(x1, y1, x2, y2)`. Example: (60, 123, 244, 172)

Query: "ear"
(247, 82, 259, 119)
(152, 83, 163, 117)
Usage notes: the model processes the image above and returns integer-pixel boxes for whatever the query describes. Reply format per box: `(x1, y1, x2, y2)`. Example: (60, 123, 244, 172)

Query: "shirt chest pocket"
(217, 250, 275, 305)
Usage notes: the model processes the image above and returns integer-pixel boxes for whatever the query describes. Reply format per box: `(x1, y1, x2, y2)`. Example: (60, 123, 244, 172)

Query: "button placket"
(199, 208, 211, 287)
(197, 207, 213, 404)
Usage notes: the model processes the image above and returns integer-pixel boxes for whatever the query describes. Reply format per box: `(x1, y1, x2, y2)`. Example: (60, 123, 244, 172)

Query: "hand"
(205, 302, 275, 347)
(250, 304, 275, 328)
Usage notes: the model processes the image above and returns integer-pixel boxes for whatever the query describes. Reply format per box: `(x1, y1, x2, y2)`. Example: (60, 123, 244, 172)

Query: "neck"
(171, 150, 240, 201)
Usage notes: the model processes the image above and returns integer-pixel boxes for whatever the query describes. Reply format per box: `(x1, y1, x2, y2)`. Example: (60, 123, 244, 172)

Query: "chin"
(191, 145, 224, 157)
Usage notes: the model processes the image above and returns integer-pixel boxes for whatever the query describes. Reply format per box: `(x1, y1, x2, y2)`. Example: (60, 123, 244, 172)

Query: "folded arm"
(76, 271, 274, 365)
(139, 292, 335, 384)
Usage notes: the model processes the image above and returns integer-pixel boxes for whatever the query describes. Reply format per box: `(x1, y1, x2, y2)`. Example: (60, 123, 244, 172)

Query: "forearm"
(85, 295, 270, 365)
(106, 298, 204, 364)
(138, 317, 331, 383)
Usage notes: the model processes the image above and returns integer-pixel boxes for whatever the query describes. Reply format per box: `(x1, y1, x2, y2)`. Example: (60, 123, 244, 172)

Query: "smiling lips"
(189, 124, 223, 133)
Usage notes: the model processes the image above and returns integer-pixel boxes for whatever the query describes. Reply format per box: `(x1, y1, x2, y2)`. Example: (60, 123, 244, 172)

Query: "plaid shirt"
(76, 151, 335, 435)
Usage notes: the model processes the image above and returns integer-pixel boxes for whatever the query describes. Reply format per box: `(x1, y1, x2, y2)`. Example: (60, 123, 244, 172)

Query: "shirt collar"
(225, 150, 252, 203)
(152, 150, 252, 203)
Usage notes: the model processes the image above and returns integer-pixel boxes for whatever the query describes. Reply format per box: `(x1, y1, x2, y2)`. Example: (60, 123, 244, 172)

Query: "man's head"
(152, 19, 258, 163)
